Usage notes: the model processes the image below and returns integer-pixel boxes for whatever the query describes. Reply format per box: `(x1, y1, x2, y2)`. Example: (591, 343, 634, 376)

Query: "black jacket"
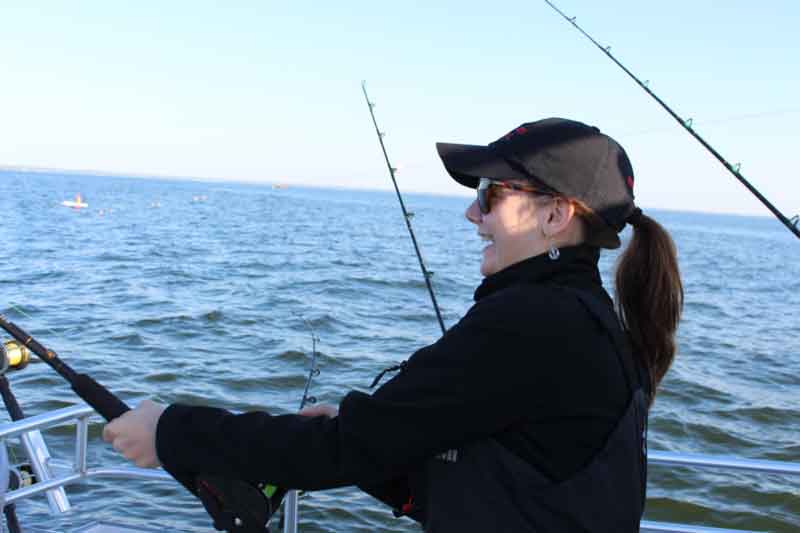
(156, 245, 647, 531)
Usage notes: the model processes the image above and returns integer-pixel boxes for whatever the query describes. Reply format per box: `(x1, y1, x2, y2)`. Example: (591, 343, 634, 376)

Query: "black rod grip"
(71, 373, 130, 421)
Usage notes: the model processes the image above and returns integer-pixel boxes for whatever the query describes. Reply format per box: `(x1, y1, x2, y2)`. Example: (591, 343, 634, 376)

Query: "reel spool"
(8, 464, 36, 489)
(0, 340, 30, 374)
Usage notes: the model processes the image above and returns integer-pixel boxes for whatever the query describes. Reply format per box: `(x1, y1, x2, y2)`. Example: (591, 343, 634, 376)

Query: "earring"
(548, 241, 560, 261)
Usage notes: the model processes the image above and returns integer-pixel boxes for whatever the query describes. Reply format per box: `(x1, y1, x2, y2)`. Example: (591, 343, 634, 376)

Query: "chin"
(480, 247, 500, 277)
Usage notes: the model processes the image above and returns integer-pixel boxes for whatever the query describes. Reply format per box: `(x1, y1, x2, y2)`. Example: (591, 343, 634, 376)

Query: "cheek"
(504, 203, 542, 235)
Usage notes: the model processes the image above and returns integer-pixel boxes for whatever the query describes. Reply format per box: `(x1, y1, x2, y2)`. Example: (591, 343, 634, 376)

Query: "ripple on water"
(142, 371, 180, 384)
(108, 331, 146, 345)
(719, 405, 799, 425)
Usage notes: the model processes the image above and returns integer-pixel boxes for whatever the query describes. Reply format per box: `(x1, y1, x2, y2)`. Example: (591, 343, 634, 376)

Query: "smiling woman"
(102, 117, 683, 532)
(1, 162, 797, 531)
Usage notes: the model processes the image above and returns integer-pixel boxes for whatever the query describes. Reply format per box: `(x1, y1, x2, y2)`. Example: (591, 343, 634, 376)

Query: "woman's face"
(465, 182, 551, 277)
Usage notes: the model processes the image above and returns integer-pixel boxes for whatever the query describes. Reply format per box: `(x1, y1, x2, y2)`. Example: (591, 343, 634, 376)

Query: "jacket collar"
(474, 244, 603, 302)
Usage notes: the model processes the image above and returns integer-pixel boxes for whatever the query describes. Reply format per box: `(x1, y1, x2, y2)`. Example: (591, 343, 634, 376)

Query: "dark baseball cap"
(436, 117, 637, 248)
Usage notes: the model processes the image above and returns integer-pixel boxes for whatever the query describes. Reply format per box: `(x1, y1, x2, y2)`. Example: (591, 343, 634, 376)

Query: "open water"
(0, 170, 798, 532)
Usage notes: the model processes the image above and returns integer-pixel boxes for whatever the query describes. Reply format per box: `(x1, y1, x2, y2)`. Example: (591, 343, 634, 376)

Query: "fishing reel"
(0, 340, 30, 376)
(8, 464, 36, 490)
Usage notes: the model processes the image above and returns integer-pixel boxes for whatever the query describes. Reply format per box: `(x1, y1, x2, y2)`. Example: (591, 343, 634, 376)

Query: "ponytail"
(614, 214, 683, 404)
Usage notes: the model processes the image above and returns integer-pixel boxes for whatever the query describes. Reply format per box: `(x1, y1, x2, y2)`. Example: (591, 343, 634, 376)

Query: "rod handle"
(71, 373, 130, 421)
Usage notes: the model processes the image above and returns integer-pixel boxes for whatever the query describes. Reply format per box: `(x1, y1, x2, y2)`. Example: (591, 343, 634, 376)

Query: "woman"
(104, 117, 683, 532)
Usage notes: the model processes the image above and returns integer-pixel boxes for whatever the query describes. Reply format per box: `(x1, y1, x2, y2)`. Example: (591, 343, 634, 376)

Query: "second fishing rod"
(361, 81, 447, 336)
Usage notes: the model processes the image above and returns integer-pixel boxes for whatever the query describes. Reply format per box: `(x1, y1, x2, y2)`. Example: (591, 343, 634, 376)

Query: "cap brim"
(436, 142, 528, 189)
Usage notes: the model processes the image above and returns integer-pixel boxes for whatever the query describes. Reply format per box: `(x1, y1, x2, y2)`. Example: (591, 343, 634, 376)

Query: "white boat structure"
(61, 194, 88, 210)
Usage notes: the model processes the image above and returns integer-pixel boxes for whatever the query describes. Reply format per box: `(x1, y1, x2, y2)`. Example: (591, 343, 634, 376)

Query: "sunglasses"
(476, 178, 554, 214)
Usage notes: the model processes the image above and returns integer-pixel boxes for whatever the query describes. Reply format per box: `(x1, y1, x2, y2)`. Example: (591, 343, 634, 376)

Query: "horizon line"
(0, 163, 776, 220)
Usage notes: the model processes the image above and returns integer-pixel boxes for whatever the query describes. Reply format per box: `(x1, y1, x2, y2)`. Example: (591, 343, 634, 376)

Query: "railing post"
(74, 415, 89, 475)
(282, 489, 299, 533)
(20, 429, 71, 513)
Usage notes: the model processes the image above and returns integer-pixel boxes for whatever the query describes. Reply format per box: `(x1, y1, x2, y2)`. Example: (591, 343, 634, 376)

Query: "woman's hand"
(102, 399, 166, 468)
(298, 403, 338, 418)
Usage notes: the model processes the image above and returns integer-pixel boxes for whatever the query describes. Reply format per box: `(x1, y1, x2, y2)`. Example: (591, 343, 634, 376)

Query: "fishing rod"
(0, 314, 280, 532)
(0, 315, 130, 420)
(275, 315, 321, 533)
(297, 316, 320, 412)
(361, 81, 447, 335)
(544, 0, 800, 240)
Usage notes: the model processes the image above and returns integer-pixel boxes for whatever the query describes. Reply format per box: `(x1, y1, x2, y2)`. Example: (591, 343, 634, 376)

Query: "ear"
(541, 197, 576, 238)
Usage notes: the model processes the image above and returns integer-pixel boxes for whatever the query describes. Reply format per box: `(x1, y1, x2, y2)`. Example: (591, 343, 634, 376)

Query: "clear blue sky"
(1, 1, 798, 216)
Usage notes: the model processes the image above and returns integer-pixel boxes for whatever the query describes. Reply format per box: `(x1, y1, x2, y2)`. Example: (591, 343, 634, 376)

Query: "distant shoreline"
(0, 165, 775, 219)
(0, 164, 476, 200)
(0, 164, 221, 183)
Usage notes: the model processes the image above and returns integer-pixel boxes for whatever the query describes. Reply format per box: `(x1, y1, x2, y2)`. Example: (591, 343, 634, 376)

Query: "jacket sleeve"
(155, 293, 562, 491)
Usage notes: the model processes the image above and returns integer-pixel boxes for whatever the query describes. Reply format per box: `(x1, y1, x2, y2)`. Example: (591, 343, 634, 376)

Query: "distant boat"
(61, 193, 88, 209)
(272, 184, 288, 190)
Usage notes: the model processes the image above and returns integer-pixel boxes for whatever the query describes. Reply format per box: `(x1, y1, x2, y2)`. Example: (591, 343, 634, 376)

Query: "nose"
(465, 199, 482, 224)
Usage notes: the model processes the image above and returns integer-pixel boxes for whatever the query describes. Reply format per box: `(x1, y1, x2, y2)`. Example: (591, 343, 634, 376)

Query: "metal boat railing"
(649, 450, 800, 476)
(0, 404, 796, 533)
(1, 405, 170, 507)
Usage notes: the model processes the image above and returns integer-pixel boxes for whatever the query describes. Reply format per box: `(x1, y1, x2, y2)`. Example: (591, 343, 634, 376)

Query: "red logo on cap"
(503, 126, 529, 141)
(626, 176, 634, 189)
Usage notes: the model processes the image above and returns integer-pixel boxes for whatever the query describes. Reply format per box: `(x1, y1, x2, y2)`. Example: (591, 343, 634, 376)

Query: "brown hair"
(574, 202, 683, 404)
(614, 213, 682, 403)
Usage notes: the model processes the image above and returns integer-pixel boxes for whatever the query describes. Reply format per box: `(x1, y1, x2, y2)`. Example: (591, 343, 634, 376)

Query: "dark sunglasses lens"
(477, 181, 491, 214)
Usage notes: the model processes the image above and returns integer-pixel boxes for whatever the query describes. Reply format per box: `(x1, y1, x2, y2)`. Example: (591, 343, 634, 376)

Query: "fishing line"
(360, 81, 447, 335)
(8, 302, 69, 345)
(544, 0, 800, 239)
